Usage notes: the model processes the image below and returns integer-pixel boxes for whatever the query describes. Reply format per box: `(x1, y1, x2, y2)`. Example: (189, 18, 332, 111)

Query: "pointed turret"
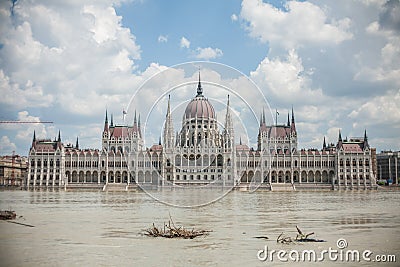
(224, 94, 234, 149)
(290, 106, 296, 133)
(259, 108, 266, 127)
(323, 136, 326, 150)
(259, 111, 263, 127)
(104, 110, 109, 131)
(287, 112, 290, 127)
(163, 95, 174, 149)
(110, 114, 114, 127)
(196, 71, 203, 96)
(134, 110, 137, 126)
(166, 94, 171, 118)
(138, 114, 142, 138)
(262, 108, 266, 125)
(76, 136, 79, 149)
(336, 129, 343, 149)
(363, 129, 369, 149)
(33, 130, 36, 142)
(57, 130, 61, 142)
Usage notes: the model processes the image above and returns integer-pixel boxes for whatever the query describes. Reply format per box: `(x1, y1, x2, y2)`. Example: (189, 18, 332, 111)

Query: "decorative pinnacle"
(196, 71, 203, 96)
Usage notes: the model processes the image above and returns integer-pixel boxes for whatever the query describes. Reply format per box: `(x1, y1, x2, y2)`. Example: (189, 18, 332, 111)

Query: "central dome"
(184, 73, 215, 120)
(184, 96, 215, 119)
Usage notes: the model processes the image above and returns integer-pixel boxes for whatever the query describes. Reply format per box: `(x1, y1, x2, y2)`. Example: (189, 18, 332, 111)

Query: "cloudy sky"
(0, 0, 399, 156)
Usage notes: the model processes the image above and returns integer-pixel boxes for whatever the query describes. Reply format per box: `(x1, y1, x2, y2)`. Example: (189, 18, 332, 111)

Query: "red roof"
(236, 144, 250, 151)
(261, 125, 292, 139)
(110, 125, 140, 138)
(342, 143, 363, 152)
(149, 144, 163, 151)
(184, 96, 215, 120)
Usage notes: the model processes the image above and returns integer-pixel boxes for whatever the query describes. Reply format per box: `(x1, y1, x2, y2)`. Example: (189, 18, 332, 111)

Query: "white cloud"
(0, 136, 17, 155)
(356, 11, 400, 86)
(0, 0, 144, 154)
(358, 0, 387, 6)
(0, 70, 54, 108)
(194, 47, 223, 60)
(0, 0, 141, 117)
(231, 14, 238, 21)
(180, 36, 190, 48)
(158, 35, 168, 43)
(240, 0, 353, 48)
(250, 49, 324, 104)
(348, 90, 400, 126)
(14, 111, 53, 141)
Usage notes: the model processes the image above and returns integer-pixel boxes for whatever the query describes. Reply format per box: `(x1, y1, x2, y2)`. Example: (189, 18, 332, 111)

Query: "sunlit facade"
(27, 77, 377, 190)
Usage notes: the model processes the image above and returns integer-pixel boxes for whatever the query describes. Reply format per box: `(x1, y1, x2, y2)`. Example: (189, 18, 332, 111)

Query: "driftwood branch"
(1, 210, 35, 227)
(277, 232, 294, 244)
(143, 216, 211, 239)
(277, 226, 325, 244)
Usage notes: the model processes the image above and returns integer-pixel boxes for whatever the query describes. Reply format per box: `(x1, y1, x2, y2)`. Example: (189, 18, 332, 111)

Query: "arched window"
(217, 155, 223, 167)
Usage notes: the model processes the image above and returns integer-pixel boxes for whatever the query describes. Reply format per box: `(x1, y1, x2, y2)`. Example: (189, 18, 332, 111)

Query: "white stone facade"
(27, 79, 376, 190)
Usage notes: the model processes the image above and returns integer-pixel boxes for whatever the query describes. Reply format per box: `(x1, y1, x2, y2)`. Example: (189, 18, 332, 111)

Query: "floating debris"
(253, 236, 269, 240)
(277, 232, 294, 244)
(295, 226, 325, 242)
(0, 210, 16, 220)
(6, 221, 35, 228)
(0, 210, 35, 227)
(143, 215, 211, 239)
(277, 226, 326, 244)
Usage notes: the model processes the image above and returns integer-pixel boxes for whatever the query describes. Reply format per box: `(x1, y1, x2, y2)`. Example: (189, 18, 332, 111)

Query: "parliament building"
(27, 76, 377, 190)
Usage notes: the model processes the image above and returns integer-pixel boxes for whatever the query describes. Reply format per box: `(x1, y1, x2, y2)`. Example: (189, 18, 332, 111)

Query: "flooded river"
(0, 189, 399, 266)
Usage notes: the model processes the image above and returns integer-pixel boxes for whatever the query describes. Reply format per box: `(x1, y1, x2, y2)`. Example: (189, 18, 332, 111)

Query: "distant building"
(27, 75, 377, 190)
(377, 151, 399, 184)
(0, 154, 27, 186)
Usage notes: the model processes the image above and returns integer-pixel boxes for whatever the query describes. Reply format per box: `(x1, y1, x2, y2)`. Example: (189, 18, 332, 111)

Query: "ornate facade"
(27, 76, 377, 190)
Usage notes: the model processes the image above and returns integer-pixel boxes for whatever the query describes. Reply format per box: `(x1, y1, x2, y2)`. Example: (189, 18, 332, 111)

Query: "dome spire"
(196, 70, 203, 96)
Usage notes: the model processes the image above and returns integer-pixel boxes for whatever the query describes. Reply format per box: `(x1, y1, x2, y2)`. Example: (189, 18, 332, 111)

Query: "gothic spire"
(260, 108, 266, 126)
(291, 106, 295, 123)
(138, 113, 142, 138)
(323, 136, 326, 150)
(363, 129, 369, 149)
(134, 110, 137, 126)
(32, 130, 36, 143)
(262, 108, 266, 124)
(224, 95, 233, 130)
(196, 71, 203, 96)
(163, 95, 174, 148)
(166, 95, 171, 117)
(224, 94, 234, 149)
(76, 136, 79, 149)
(287, 112, 290, 127)
(290, 106, 296, 133)
(57, 130, 61, 142)
(104, 110, 109, 131)
(110, 114, 114, 127)
(338, 129, 342, 142)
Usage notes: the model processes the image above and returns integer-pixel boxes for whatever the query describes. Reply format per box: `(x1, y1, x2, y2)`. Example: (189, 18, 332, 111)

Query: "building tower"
(163, 95, 175, 150)
(177, 72, 221, 148)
